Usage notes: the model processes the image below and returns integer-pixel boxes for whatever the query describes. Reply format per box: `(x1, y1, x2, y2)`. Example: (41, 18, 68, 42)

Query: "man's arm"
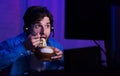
(0, 39, 27, 70)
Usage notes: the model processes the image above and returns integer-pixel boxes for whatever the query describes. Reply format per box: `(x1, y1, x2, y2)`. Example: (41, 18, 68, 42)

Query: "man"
(0, 6, 64, 76)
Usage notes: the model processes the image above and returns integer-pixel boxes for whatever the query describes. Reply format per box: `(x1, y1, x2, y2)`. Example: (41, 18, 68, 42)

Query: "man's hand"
(51, 48, 63, 60)
(24, 34, 40, 52)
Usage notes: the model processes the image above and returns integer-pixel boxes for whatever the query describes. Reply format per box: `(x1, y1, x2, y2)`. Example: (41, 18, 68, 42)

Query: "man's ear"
(50, 26, 54, 37)
(51, 26, 54, 32)
(24, 25, 30, 35)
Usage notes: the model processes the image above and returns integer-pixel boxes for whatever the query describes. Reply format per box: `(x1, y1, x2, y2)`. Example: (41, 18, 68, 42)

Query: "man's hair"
(23, 6, 54, 35)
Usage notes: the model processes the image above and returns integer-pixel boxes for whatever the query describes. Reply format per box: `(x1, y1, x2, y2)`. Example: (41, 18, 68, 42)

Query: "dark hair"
(23, 6, 54, 35)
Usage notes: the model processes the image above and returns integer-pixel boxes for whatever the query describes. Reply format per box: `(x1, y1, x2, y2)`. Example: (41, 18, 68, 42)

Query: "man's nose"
(40, 26, 44, 35)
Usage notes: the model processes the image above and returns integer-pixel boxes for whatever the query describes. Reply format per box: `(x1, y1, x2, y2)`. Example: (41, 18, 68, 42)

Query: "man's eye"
(45, 25, 50, 28)
(34, 24, 41, 28)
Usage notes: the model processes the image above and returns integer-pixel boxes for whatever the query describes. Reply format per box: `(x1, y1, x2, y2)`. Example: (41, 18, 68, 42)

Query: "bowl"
(34, 46, 54, 61)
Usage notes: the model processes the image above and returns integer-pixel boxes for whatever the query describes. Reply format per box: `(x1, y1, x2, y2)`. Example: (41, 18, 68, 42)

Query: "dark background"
(65, 0, 111, 40)
(64, 0, 120, 71)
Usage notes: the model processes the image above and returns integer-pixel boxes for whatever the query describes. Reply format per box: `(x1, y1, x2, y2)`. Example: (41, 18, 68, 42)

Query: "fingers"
(32, 41, 40, 47)
(54, 48, 63, 55)
(51, 55, 63, 60)
(29, 34, 41, 48)
(51, 48, 63, 60)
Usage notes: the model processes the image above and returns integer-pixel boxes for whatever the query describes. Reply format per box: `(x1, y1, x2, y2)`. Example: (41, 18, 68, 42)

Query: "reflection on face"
(30, 16, 51, 40)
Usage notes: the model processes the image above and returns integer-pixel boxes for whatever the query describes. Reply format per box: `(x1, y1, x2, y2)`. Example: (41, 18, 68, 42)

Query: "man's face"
(30, 16, 51, 40)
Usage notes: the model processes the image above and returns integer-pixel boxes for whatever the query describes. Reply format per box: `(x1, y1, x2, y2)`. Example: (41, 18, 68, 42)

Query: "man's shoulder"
(0, 32, 26, 48)
(48, 37, 59, 44)
(15, 32, 26, 40)
(47, 37, 64, 51)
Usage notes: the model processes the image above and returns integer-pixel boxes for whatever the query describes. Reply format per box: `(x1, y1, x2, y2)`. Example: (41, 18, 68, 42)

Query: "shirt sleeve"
(47, 38, 64, 70)
(0, 39, 27, 71)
